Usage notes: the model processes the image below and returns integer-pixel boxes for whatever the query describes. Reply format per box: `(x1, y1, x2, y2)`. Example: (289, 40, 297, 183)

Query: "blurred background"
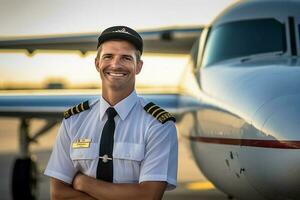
(0, 0, 237, 199)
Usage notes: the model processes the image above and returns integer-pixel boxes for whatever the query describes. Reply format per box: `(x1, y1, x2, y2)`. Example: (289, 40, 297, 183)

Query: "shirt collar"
(99, 90, 138, 121)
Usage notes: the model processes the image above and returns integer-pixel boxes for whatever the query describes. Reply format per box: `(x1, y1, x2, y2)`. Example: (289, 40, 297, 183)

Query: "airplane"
(1, 0, 300, 199)
(185, 0, 300, 199)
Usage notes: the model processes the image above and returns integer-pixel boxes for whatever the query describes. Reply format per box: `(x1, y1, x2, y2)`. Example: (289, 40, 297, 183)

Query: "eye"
(123, 56, 133, 61)
(102, 54, 112, 60)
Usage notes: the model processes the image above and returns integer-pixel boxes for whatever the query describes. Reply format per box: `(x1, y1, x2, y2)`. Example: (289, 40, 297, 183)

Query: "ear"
(95, 58, 100, 72)
(135, 60, 143, 75)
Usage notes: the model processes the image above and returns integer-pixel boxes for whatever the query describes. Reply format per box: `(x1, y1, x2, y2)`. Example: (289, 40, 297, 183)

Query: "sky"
(0, 0, 237, 90)
(0, 0, 237, 36)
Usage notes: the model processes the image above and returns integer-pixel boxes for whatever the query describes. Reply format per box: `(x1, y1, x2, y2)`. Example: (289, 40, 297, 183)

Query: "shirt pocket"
(70, 143, 98, 172)
(113, 142, 145, 182)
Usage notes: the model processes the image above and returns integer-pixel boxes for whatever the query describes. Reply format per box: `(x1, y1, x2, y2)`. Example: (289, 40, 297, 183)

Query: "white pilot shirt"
(44, 90, 178, 189)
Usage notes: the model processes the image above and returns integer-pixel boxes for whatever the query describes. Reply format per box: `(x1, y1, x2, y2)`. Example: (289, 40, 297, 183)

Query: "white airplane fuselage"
(181, 0, 300, 199)
(187, 58, 300, 200)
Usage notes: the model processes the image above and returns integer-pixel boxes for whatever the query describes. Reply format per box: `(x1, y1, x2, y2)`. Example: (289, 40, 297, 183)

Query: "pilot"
(44, 25, 178, 200)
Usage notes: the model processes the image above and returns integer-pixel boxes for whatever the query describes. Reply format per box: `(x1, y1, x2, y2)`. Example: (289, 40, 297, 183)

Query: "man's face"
(95, 40, 143, 94)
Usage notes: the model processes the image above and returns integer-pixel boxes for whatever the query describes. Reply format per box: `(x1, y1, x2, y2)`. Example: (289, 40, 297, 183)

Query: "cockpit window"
(299, 24, 300, 48)
(202, 19, 286, 67)
(190, 37, 200, 67)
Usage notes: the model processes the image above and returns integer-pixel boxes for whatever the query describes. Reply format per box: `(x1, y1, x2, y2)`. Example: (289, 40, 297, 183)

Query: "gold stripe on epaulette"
(146, 105, 155, 112)
(70, 107, 74, 115)
(144, 102, 176, 124)
(80, 103, 84, 111)
(156, 110, 167, 119)
(64, 100, 90, 119)
(152, 108, 163, 116)
(75, 105, 80, 113)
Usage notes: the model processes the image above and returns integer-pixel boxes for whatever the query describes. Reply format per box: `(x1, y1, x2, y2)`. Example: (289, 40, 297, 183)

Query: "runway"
(0, 118, 228, 200)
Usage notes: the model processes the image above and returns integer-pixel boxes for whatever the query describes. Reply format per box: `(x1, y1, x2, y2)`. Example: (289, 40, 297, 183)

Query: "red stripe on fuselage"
(189, 136, 300, 149)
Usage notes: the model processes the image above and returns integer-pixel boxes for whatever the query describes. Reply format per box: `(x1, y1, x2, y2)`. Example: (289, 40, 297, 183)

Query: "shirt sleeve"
(44, 120, 77, 184)
(139, 121, 178, 190)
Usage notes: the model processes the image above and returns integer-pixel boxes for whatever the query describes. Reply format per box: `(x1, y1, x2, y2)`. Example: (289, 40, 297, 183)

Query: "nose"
(110, 57, 122, 68)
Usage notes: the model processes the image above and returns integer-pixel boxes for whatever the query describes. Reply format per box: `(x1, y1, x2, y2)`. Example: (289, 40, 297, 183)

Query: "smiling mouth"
(106, 72, 127, 77)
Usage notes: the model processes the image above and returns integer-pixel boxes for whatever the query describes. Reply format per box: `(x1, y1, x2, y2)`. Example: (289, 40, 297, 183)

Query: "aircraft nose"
(243, 94, 300, 199)
(259, 94, 300, 143)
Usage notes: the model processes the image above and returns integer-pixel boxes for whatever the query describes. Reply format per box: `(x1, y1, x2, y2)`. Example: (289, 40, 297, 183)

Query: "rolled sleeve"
(44, 120, 77, 184)
(139, 121, 178, 190)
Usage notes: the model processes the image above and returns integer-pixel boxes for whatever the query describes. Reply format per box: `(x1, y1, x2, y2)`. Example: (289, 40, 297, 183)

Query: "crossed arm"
(51, 173, 167, 200)
(51, 178, 96, 200)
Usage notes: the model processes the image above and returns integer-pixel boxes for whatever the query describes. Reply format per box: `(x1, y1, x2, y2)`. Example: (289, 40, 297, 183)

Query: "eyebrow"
(101, 53, 134, 58)
(122, 55, 134, 59)
(101, 53, 112, 57)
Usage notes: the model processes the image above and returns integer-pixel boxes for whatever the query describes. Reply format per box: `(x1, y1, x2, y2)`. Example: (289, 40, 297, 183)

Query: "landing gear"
(12, 157, 38, 200)
(11, 118, 58, 200)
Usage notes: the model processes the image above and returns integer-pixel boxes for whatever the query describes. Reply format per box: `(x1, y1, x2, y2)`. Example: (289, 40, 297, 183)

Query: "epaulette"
(144, 102, 176, 124)
(64, 101, 90, 119)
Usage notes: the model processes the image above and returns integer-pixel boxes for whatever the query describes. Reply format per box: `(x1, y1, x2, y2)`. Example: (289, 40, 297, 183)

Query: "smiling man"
(44, 26, 178, 200)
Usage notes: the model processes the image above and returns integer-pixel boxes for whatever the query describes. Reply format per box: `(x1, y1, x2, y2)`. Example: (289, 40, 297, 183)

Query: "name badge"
(72, 138, 92, 148)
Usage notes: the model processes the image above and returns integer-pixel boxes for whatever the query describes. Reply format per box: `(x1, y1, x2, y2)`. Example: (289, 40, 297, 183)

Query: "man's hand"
(72, 173, 167, 200)
(73, 172, 87, 192)
(50, 177, 96, 200)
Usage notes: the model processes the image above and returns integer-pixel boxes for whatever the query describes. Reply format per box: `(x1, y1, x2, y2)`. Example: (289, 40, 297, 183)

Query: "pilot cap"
(97, 26, 143, 54)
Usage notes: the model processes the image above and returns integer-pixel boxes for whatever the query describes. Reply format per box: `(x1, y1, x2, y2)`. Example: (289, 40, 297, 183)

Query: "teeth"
(108, 72, 125, 77)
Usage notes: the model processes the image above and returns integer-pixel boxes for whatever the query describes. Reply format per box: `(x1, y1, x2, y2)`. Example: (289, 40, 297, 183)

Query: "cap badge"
(113, 28, 130, 35)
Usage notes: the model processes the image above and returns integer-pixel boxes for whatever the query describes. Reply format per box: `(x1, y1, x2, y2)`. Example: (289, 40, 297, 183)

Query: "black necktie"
(96, 107, 117, 182)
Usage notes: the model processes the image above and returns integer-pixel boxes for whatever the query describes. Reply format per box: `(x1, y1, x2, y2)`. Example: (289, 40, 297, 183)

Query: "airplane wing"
(0, 27, 202, 54)
(0, 91, 202, 119)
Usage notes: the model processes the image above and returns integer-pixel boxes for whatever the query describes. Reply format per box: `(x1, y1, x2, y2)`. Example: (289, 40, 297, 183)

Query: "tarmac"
(0, 118, 229, 200)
